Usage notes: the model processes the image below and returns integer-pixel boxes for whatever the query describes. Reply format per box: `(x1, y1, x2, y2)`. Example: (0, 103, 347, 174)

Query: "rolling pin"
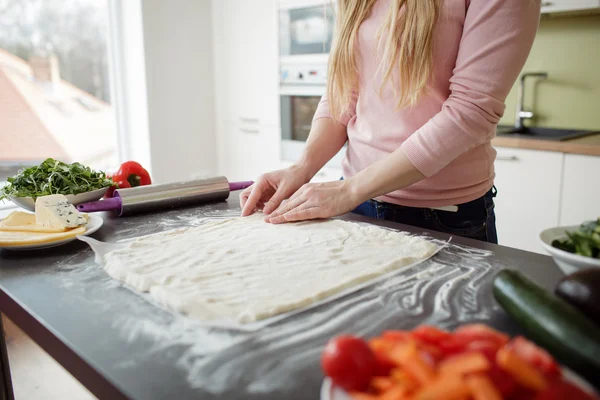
(77, 176, 253, 216)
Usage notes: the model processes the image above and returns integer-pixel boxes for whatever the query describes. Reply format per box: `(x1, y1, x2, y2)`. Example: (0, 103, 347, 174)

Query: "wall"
(141, 0, 216, 183)
(499, 14, 600, 131)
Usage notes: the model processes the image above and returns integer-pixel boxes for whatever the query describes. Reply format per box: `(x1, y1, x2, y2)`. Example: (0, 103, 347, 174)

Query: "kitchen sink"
(496, 125, 599, 142)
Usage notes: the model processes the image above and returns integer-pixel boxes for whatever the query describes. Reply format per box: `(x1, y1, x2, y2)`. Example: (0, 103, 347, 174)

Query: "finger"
(287, 185, 307, 202)
(264, 185, 300, 215)
(263, 187, 290, 215)
(241, 183, 265, 216)
(265, 183, 311, 215)
(269, 205, 321, 224)
(239, 185, 253, 210)
(267, 193, 307, 220)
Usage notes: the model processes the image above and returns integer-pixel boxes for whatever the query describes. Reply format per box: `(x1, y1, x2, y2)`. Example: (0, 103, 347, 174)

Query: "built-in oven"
(278, 1, 343, 168)
(279, 61, 344, 168)
(278, 0, 335, 63)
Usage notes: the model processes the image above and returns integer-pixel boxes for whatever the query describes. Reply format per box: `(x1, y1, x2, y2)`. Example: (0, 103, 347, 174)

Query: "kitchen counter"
(492, 132, 600, 156)
(0, 195, 565, 400)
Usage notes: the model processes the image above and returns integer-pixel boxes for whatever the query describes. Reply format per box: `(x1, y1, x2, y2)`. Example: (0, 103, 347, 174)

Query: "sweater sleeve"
(400, 0, 541, 177)
(312, 89, 358, 127)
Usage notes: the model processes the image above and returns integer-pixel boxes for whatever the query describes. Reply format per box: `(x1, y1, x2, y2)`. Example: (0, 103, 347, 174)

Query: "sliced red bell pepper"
(410, 325, 452, 345)
(504, 336, 561, 380)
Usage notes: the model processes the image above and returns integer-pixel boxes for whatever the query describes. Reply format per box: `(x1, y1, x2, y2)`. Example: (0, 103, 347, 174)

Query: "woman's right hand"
(240, 165, 313, 217)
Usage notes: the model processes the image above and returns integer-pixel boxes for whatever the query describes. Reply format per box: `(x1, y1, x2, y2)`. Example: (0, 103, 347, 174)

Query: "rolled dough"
(102, 214, 438, 323)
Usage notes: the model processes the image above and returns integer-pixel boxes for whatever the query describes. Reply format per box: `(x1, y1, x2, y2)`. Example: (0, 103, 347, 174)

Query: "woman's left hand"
(265, 180, 361, 224)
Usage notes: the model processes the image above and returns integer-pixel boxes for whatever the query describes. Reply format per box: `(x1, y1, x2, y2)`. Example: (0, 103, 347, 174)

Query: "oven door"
(280, 85, 344, 168)
(279, 0, 335, 62)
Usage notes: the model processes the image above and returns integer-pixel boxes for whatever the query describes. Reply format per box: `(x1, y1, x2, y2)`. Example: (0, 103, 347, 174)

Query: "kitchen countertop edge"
(492, 133, 600, 156)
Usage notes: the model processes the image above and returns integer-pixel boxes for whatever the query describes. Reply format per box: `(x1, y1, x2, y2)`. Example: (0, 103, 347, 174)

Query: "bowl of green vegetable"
(0, 158, 114, 212)
(540, 219, 600, 275)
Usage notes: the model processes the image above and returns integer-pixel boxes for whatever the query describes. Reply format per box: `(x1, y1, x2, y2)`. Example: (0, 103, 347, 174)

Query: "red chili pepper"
(104, 161, 151, 198)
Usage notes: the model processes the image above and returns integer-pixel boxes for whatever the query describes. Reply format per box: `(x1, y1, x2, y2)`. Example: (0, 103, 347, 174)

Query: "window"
(0, 0, 119, 189)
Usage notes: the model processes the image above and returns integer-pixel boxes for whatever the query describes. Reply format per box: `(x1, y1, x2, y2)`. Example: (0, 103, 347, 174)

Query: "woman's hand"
(240, 165, 312, 217)
(265, 180, 361, 224)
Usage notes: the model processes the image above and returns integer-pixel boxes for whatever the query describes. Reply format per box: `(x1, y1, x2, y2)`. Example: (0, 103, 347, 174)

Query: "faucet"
(514, 72, 548, 131)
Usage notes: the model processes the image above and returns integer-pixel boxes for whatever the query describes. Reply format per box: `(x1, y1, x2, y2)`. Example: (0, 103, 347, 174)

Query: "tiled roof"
(0, 49, 117, 166)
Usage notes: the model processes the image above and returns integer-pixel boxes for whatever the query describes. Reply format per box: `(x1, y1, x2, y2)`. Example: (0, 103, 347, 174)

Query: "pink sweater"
(313, 0, 541, 208)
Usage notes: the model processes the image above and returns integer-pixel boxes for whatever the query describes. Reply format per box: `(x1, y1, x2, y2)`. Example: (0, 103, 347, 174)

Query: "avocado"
(555, 268, 600, 326)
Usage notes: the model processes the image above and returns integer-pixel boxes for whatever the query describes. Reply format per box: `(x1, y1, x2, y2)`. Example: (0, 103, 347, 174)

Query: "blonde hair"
(326, 0, 440, 120)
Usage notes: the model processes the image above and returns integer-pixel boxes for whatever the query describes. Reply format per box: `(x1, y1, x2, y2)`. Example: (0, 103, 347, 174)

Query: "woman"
(240, 0, 541, 243)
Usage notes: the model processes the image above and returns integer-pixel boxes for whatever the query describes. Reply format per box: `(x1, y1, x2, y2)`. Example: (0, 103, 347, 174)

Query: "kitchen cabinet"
(493, 147, 564, 254)
(212, 0, 279, 127)
(559, 154, 600, 226)
(218, 121, 280, 182)
(212, 0, 280, 182)
(541, 0, 600, 14)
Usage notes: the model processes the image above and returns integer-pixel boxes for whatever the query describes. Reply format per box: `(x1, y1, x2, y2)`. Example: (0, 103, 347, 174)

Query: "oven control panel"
(280, 63, 327, 85)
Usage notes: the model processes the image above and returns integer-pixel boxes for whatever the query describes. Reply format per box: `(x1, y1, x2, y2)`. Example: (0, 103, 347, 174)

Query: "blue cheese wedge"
(35, 194, 87, 230)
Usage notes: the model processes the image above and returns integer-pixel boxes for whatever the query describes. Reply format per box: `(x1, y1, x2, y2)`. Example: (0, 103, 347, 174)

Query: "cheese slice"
(0, 211, 87, 233)
(35, 194, 87, 230)
(0, 226, 86, 246)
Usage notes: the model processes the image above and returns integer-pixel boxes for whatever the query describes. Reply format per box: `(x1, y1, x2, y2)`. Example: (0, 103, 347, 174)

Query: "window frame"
(106, 0, 152, 173)
(0, 0, 151, 215)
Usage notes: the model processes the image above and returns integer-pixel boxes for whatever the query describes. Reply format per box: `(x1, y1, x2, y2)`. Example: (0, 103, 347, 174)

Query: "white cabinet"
(492, 148, 599, 254)
(541, 0, 600, 14)
(559, 154, 600, 226)
(493, 148, 564, 254)
(218, 122, 281, 182)
(212, 0, 280, 181)
(212, 0, 279, 127)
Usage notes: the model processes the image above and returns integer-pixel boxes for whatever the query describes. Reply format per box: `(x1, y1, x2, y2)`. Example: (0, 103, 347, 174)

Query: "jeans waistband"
(372, 186, 496, 213)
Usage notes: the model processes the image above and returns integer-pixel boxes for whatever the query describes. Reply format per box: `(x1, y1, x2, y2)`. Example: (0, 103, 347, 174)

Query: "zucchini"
(493, 269, 600, 388)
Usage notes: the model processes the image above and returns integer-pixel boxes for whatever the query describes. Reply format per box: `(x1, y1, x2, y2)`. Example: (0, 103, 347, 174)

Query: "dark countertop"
(0, 195, 565, 400)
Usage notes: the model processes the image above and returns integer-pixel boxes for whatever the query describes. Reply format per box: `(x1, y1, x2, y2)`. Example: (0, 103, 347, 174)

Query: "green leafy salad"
(0, 158, 113, 201)
(552, 218, 600, 259)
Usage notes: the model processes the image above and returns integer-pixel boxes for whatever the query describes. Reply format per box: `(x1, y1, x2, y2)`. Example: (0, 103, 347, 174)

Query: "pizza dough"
(102, 214, 439, 323)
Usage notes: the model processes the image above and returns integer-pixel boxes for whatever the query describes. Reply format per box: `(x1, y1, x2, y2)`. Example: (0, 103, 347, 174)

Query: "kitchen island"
(0, 194, 565, 400)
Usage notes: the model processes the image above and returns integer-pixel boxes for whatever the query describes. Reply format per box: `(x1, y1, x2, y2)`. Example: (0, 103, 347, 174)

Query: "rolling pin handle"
(77, 197, 122, 213)
(228, 181, 254, 192)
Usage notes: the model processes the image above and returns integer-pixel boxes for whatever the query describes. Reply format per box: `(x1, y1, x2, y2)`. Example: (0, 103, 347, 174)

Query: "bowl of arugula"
(0, 158, 114, 212)
(540, 218, 600, 274)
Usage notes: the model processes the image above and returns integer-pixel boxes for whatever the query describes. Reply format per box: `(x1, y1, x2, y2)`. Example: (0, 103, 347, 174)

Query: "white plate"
(10, 187, 109, 212)
(539, 225, 600, 275)
(320, 367, 598, 399)
(0, 214, 104, 251)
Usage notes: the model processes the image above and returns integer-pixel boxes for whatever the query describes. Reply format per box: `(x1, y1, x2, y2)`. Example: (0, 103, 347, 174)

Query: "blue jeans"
(352, 187, 499, 244)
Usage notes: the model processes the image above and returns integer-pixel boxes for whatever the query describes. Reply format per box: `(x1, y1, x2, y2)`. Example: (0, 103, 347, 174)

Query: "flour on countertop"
(51, 209, 500, 396)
